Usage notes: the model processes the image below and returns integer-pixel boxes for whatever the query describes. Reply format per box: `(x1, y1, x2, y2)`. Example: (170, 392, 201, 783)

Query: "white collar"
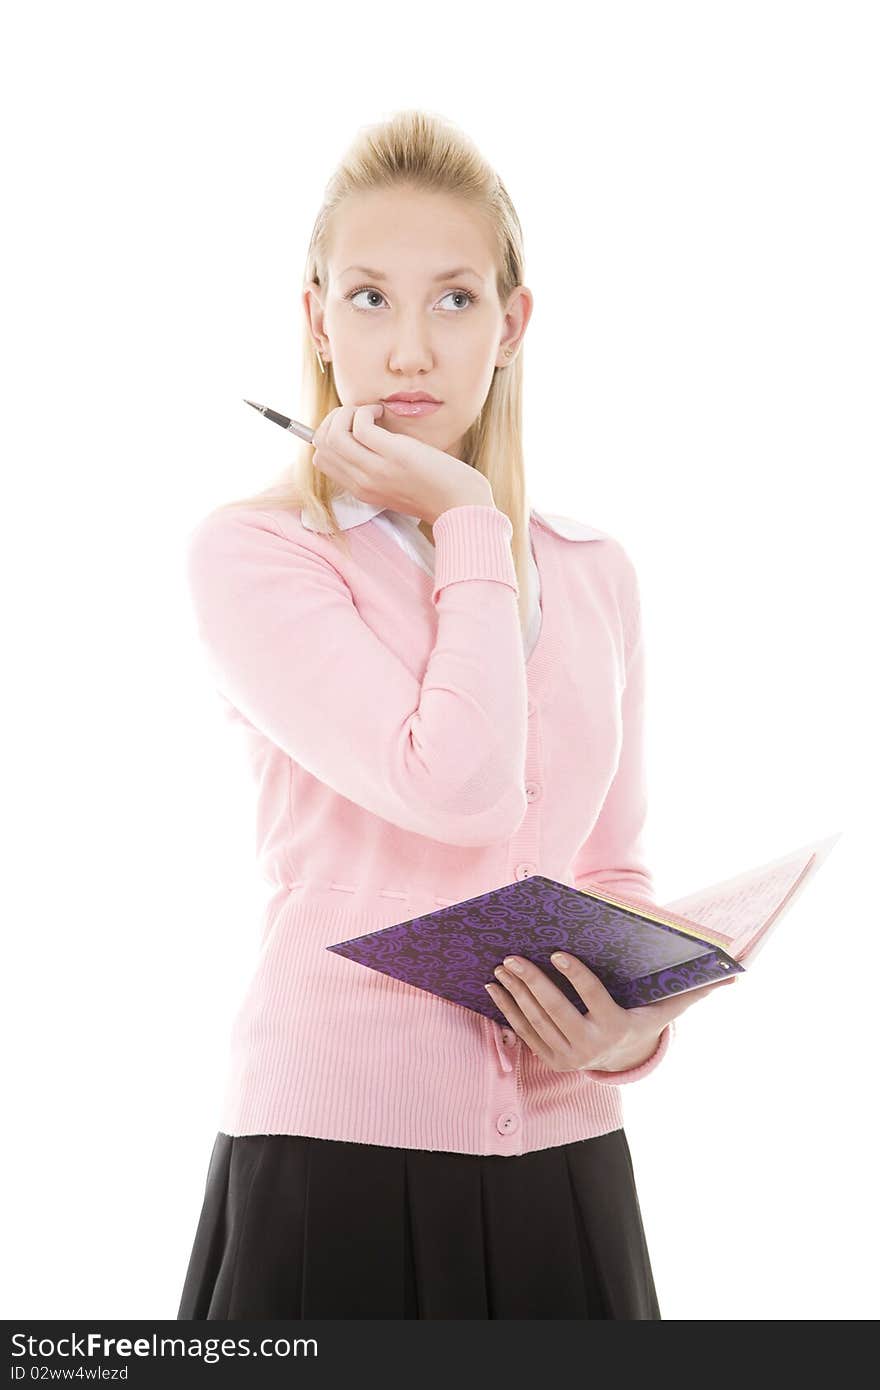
(300, 490, 606, 542)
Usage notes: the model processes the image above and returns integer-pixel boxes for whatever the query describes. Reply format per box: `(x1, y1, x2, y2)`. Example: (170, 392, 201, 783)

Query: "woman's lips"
(382, 400, 442, 417)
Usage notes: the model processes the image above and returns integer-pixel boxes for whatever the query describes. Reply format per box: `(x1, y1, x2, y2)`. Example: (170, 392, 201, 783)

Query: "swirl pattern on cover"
(327, 875, 743, 1025)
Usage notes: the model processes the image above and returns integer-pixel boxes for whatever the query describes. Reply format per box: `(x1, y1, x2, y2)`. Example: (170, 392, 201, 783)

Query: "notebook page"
(660, 833, 842, 963)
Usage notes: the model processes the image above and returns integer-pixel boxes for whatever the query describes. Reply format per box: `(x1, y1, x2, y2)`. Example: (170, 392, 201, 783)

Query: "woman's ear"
(302, 283, 327, 352)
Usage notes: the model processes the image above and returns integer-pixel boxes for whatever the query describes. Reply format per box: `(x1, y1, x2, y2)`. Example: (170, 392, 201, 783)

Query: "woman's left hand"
(486, 952, 738, 1072)
(309, 403, 491, 524)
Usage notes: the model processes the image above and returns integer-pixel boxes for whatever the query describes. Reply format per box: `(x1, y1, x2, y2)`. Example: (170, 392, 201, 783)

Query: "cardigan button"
(500, 1029, 516, 1046)
(496, 1111, 521, 1135)
(527, 698, 537, 717)
(524, 781, 542, 802)
(515, 862, 536, 880)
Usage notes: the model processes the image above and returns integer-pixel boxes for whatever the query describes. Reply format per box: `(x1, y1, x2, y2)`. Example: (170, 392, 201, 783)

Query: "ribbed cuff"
(580, 1019, 675, 1086)
(431, 504, 519, 604)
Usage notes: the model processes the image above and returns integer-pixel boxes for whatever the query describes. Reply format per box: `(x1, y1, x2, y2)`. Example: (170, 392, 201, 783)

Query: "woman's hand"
(485, 952, 739, 1073)
(310, 402, 492, 525)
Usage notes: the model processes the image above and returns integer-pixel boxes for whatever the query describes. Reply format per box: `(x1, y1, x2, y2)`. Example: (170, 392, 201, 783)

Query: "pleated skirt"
(176, 1128, 661, 1320)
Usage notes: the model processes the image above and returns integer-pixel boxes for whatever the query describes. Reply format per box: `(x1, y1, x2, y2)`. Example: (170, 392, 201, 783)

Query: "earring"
(315, 347, 326, 374)
(503, 346, 514, 360)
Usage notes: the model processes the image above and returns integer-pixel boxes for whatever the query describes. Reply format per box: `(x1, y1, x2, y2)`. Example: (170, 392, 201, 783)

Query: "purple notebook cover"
(325, 875, 744, 1026)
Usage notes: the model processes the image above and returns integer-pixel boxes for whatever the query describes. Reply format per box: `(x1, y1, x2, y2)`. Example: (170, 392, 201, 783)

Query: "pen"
(244, 399, 315, 444)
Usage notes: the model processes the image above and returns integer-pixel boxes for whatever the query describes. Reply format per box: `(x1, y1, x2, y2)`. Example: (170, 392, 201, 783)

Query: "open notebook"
(326, 832, 841, 1027)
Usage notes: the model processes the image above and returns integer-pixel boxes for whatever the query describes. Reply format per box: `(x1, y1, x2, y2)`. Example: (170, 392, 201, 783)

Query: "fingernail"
(551, 953, 570, 969)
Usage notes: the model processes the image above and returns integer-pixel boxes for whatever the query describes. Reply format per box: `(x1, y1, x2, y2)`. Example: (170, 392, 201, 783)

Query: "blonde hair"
(215, 107, 532, 632)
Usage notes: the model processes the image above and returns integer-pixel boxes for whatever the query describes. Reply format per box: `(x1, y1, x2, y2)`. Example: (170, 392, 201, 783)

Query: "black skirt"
(176, 1128, 661, 1320)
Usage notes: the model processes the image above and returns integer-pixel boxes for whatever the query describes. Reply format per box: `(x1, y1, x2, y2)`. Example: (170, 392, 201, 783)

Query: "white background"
(3, 0, 877, 1322)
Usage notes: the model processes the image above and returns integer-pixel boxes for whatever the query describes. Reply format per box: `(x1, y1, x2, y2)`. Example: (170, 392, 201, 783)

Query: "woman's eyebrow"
(339, 265, 483, 282)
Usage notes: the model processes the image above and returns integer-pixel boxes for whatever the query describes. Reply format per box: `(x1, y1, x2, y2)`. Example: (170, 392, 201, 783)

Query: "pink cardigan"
(185, 501, 675, 1156)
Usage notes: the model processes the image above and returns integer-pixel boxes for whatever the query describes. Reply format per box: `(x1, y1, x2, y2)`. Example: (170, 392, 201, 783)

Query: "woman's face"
(304, 188, 532, 460)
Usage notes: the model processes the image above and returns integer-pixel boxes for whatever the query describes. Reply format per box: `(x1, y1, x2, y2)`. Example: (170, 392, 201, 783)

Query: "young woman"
(176, 108, 734, 1321)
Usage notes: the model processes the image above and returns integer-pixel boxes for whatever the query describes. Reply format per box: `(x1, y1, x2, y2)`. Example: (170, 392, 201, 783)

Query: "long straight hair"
(214, 108, 532, 633)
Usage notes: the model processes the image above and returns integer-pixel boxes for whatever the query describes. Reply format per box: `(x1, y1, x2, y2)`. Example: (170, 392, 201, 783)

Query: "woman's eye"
(438, 289, 477, 310)
(346, 287, 478, 312)
(349, 288, 385, 309)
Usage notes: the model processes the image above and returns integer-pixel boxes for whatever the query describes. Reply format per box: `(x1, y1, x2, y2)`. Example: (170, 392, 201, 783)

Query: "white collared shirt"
(300, 493, 605, 659)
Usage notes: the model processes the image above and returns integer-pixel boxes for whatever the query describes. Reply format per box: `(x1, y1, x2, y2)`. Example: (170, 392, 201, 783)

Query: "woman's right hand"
(309, 402, 493, 525)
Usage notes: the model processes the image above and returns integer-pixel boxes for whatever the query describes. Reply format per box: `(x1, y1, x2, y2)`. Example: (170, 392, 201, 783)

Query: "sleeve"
(570, 548, 656, 904)
(570, 546, 677, 1084)
(185, 502, 530, 847)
